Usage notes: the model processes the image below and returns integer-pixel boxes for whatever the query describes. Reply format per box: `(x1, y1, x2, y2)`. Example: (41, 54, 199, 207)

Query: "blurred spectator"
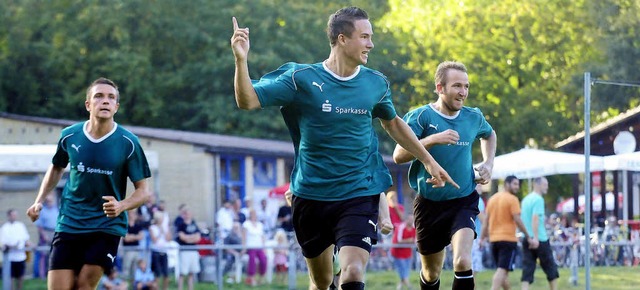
(233, 199, 247, 224)
(175, 205, 201, 290)
(256, 198, 276, 237)
(272, 230, 289, 285)
(386, 190, 405, 227)
(149, 211, 171, 290)
(242, 208, 267, 286)
(154, 200, 170, 233)
(99, 267, 129, 290)
(223, 222, 243, 283)
(122, 209, 145, 279)
(34, 191, 59, 279)
(216, 200, 235, 239)
(197, 224, 215, 257)
(1, 208, 31, 290)
(134, 258, 157, 290)
(276, 201, 294, 234)
(137, 194, 157, 229)
(472, 184, 487, 272)
(390, 214, 416, 290)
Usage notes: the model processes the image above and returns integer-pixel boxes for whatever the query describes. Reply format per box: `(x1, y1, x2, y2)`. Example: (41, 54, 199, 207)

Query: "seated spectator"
(273, 230, 289, 285)
(133, 259, 157, 290)
(223, 222, 243, 283)
(99, 267, 129, 290)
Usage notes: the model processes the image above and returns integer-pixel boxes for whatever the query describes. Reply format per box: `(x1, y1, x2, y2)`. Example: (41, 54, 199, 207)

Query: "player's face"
(342, 19, 374, 66)
(438, 69, 469, 114)
(86, 84, 119, 120)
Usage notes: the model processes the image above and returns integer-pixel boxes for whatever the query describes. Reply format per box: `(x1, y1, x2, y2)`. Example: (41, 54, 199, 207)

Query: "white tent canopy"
(604, 151, 640, 171)
(0, 144, 159, 173)
(487, 148, 604, 180)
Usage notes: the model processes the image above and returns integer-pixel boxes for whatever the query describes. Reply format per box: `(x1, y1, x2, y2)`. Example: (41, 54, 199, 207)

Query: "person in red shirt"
(387, 191, 405, 227)
(391, 214, 416, 290)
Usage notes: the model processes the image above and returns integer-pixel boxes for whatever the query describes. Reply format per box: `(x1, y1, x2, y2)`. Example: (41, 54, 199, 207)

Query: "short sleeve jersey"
(485, 191, 521, 242)
(52, 121, 151, 236)
(403, 104, 493, 201)
(256, 62, 395, 201)
(521, 192, 548, 241)
(175, 219, 200, 246)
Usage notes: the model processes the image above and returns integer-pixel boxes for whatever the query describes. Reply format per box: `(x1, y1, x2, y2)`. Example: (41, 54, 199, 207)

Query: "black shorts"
(521, 240, 559, 283)
(292, 194, 379, 258)
(414, 192, 480, 255)
(11, 261, 26, 278)
(151, 251, 169, 277)
(49, 232, 121, 274)
(491, 241, 518, 271)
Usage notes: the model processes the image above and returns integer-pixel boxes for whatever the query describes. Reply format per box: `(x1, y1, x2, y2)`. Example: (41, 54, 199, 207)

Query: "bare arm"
(480, 212, 490, 241)
(231, 17, 261, 110)
(474, 130, 497, 185)
(378, 192, 393, 235)
(393, 129, 460, 164)
(381, 116, 458, 188)
(27, 165, 65, 222)
(513, 214, 530, 239)
(102, 179, 151, 218)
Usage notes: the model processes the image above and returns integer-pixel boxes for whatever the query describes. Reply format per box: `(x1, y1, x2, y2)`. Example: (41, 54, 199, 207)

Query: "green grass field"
(18, 266, 640, 289)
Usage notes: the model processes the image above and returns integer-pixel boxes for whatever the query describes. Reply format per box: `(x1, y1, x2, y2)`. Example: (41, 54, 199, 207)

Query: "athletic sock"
(452, 269, 474, 290)
(419, 271, 440, 290)
(340, 281, 365, 290)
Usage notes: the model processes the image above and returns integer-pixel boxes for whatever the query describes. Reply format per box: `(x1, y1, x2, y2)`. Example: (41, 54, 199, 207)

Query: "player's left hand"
(474, 162, 493, 185)
(379, 218, 394, 236)
(102, 196, 124, 218)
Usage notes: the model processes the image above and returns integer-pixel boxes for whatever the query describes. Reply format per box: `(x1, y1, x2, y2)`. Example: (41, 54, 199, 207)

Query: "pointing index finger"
(232, 16, 239, 31)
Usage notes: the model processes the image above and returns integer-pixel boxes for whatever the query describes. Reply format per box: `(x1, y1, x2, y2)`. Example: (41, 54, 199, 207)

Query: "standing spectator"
(386, 191, 405, 228)
(216, 200, 235, 240)
(99, 267, 129, 290)
(521, 177, 559, 290)
(34, 192, 59, 279)
(242, 208, 267, 286)
(276, 201, 293, 235)
(1, 209, 31, 290)
(233, 199, 246, 224)
(133, 258, 157, 290)
(223, 222, 243, 283)
(175, 205, 201, 290)
(472, 184, 486, 272)
(272, 230, 290, 285)
(149, 211, 171, 290)
(154, 200, 170, 233)
(256, 198, 276, 238)
(390, 214, 416, 290)
(481, 176, 534, 290)
(122, 209, 145, 280)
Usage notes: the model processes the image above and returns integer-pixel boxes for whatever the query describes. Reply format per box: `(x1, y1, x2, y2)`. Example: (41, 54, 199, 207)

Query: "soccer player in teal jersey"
(393, 61, 497, 290)
(231, 7, 457, 290)
(27, 77, 152, 290)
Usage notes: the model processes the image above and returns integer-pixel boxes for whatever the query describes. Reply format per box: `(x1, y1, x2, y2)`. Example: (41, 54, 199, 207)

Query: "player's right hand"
(26, 202, 43, 222)
(430, 129, 459, 145)
(284, 189, 293, 207)
(424, 162, 460, 189)
(231, 17, 250, 61)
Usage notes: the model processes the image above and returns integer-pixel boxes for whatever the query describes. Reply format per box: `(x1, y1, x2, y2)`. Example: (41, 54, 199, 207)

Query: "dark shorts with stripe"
(414, 191, 480, 255)
(521, 240, 559, 283)
(49, 232, 121, 275)
(491, 241, 518, 271)
(292, 194, 380, 258)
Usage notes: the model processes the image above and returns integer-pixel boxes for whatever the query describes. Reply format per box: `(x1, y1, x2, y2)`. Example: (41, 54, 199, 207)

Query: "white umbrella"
(604, 151, 640, 171)
(487, 148, 604, 179)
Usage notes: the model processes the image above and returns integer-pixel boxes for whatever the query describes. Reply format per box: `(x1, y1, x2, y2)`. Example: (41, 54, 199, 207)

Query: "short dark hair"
(86, 77, 120, 102)
(326, 7, 369, 46)
(505, 175, 519, 184)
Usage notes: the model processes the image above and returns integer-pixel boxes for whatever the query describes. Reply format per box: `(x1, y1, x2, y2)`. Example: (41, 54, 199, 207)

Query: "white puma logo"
(312, 81, 324, 92)
(428, 123, 439, 131)
(368, 220, 377, 231)
(107, 253, 115, 263)
(71, 144, 81, 153)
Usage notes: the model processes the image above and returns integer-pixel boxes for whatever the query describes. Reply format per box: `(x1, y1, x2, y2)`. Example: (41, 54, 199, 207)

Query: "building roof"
(0, 112, 295, 157)
(555, 105, 640, 149)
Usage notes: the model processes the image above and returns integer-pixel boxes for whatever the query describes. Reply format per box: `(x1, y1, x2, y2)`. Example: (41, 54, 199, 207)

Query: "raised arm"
(231, 17, 261, 110)
(381, 116, 459, 189)
(27, 164, 65, 222)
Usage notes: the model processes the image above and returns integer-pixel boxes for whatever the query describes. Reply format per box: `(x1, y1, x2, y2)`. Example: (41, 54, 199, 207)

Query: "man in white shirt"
(1, 209, 31, 290)
(216, 200, 235, 239)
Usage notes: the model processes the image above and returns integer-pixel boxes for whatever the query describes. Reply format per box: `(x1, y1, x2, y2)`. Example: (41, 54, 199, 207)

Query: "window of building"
(219, 155, 245, 204)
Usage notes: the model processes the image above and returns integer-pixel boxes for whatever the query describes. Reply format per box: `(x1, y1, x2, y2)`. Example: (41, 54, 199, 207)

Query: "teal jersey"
(404, 104, 493, 201)
(256, 62, 395, 201)
(521, 192, 548, 241)
(52, 122, 151, 236)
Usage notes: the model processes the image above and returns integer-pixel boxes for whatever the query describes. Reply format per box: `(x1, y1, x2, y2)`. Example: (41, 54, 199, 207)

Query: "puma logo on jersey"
(312, 81, 324, 92)
(71, 144, 81, 153)
(361, 237, 371, 246)
(428, 123, 439, 131)
(107, 253, 116, 263)
(368, 220, 377, 231)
